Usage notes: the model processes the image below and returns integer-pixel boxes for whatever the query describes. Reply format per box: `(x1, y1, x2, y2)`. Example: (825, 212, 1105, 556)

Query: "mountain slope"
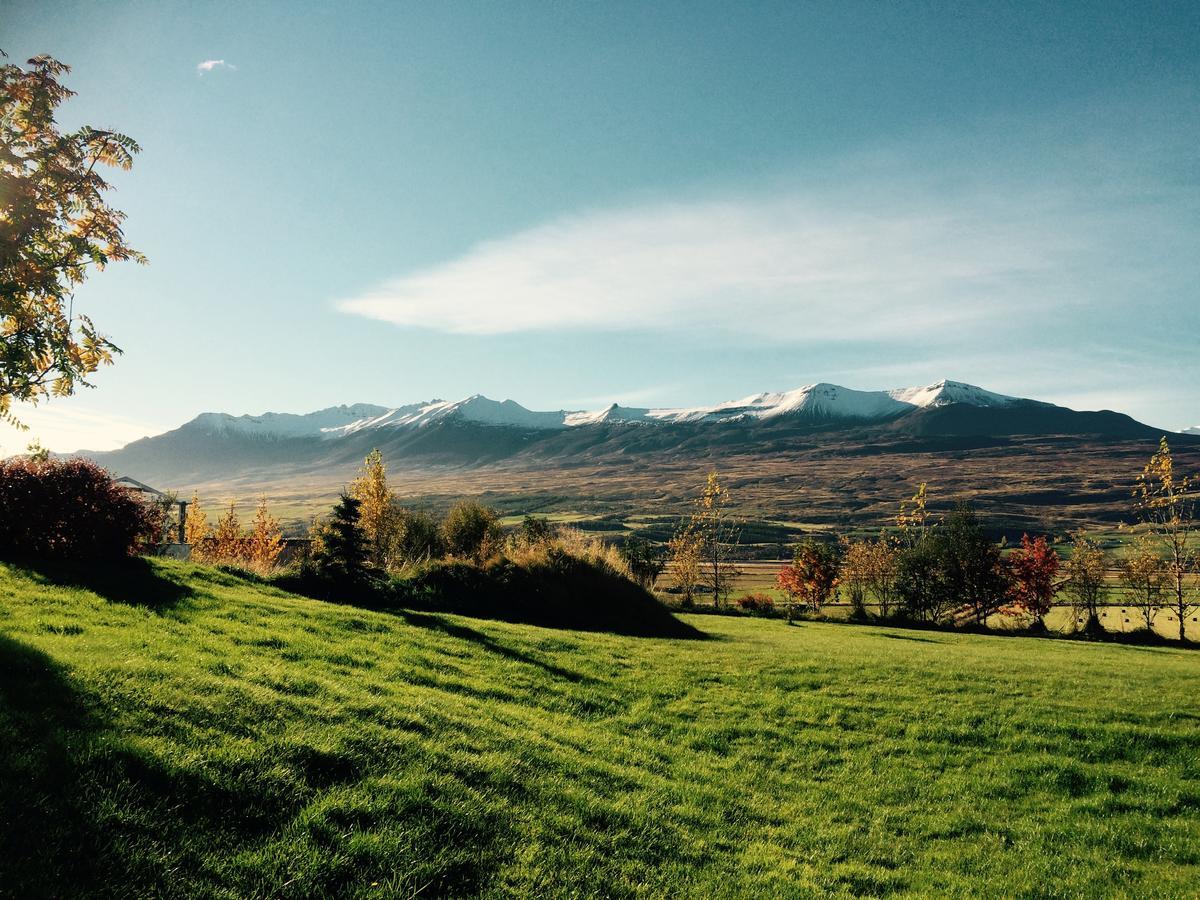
(191, 379, 1036, 436)
(77, 379, 1199, 531)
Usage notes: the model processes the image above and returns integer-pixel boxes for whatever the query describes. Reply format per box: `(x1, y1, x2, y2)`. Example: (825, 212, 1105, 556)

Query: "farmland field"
(2, 558, 1198, 897)
(678, 561, 1200, 639)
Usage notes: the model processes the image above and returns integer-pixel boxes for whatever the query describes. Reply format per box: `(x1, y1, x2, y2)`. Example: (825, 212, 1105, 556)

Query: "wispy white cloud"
(333, 116, 1198, 426)
(336, 167, 1184, 344)
(196, 59, 236, 75)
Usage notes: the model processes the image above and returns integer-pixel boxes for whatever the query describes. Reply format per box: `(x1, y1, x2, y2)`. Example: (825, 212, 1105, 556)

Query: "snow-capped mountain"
(1184, 426, 1200, 436)
(190, 403, 391, 438)
(86, 378, 1185, 490)
(184, 380, 1036, 439)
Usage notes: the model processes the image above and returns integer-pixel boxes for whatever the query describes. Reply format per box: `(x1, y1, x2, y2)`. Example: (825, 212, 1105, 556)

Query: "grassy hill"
(1, 559, 1197, 897)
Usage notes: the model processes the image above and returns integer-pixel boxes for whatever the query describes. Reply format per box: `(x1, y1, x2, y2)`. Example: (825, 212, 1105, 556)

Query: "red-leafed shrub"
(0, 457, 158, 559)
(1007, 533, 1061, 629)
(735, 593, 776, 613)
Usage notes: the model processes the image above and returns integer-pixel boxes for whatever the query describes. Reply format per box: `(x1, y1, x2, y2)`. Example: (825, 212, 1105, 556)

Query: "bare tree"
(1064, 531, 1108, 635)
(1117, 534, 1167, 632)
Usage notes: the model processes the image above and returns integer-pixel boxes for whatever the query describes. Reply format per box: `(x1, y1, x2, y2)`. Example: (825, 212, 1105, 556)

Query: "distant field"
(2, 559, 1197, 896)
(164, 435, 1200, 545)
(670, 560, 1200, 640)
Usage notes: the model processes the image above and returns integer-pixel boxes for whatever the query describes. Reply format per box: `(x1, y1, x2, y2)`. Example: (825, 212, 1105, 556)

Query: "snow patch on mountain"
(888, 379, 1024, 409)
(630, 383, 913, 424)
(184, 380, 1039, 439)
(189, 404, 390, 438)
(329, 396, 575, 433)
(569, 381, 1022, 426)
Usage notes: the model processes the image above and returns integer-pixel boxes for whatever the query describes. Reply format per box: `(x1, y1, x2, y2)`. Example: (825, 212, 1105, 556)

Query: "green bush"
(391, 506, 444, 564)
(441, 501, 502, 562)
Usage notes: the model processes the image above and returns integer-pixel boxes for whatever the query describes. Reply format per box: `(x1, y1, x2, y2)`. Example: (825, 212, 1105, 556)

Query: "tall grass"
(504, 526, 634, 580)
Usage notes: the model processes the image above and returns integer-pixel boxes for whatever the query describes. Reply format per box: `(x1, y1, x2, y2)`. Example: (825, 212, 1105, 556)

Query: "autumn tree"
(184, 492, 210, 545)
(897, 482, 934, 545)
(210, 502, 247, 565)
(838, 539, 872, 619)
(247, 496, 284, 573)
(690, 471, 740, 609)
(185, 492, 216, 563)
(349, 449, 401, 570)
(667, 521, 703, 608)
(778, 539, 841, 623)
(1, 53, 145, 425)
(1063, 531, 1108, 636)
(864, 534, 903, 618)
(1134, 438, 1198, 642)
(1007, 534, 1061, 630)
(838, 534, 904, 619)
(1118, 534, 1167, 632)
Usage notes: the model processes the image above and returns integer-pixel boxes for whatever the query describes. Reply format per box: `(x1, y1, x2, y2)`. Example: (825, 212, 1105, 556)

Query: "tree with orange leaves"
(777, 539, 841, 623)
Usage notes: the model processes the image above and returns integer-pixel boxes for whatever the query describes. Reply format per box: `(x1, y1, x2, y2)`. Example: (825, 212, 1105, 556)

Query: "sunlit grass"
(1, 558, 1197, 897)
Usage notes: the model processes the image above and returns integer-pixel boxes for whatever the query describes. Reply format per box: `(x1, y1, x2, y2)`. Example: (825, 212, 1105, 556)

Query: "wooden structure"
(114, 476, 187, 543)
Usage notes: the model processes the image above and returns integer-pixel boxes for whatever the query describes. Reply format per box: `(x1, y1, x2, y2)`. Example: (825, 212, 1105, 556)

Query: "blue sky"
(3, 1, 1198, 451)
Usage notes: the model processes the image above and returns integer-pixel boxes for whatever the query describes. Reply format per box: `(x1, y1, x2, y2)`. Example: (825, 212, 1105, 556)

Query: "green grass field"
(2, 558, 1198, 897)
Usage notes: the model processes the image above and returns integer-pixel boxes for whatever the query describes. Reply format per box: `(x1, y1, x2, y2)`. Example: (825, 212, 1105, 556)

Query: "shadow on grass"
(0, 634, 116, 895)
(276, 557, 708, 640)
(391, 559, 709, 640)
(397, 610, 596, 683)
(876, 632, 943, 644)
(15, 556, 193, 611)
(0, 633, 513, 897)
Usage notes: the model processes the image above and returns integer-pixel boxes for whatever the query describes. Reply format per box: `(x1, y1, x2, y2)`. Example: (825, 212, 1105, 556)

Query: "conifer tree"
(312, 493, 372, 587)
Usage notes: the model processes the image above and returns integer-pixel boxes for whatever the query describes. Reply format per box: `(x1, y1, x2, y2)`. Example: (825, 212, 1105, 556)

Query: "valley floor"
(1, 559, 1197, 897)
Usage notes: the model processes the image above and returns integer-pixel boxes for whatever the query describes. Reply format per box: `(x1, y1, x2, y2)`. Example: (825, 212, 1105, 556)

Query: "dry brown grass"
(171, 435, 1200, 543)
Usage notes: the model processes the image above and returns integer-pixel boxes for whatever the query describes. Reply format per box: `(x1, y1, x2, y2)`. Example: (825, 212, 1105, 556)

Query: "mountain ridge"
(178, 379, 1045, 442)
(76, 378, 1200, 534)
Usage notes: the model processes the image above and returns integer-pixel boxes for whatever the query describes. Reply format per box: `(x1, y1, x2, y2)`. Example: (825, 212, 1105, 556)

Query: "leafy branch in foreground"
(1, 51, 145, 424)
